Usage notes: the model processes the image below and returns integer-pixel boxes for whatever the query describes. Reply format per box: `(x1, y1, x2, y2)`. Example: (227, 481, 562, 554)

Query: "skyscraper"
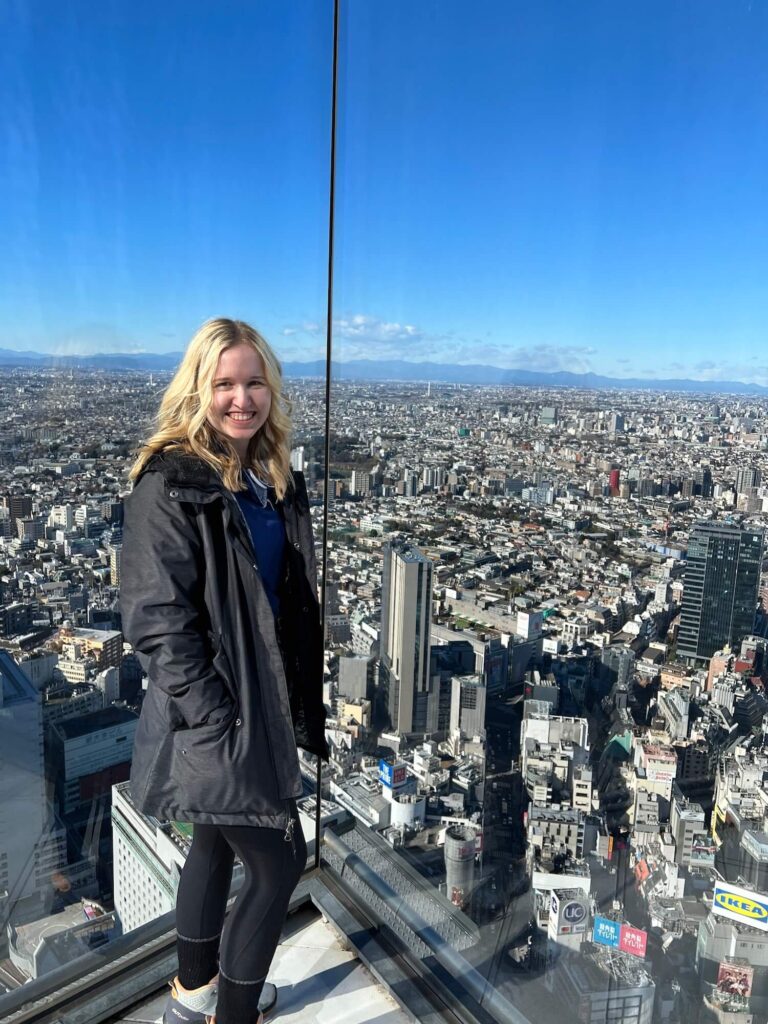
(0, 650, 63, 931)
(380, 543, 434, 735)
(678, 522, 764, 662)
(735, 467, 761, 496)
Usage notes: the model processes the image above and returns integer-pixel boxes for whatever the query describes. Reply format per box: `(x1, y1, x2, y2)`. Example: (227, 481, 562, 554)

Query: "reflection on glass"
(0, 0, 331, 1005)
(1, 650, 118, 977)
(321, 1, 768, 1021)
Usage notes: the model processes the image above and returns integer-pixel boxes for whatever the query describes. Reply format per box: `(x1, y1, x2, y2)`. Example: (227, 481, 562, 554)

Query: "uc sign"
(564, 902, 586, 924)
(713, 884, 768, 930)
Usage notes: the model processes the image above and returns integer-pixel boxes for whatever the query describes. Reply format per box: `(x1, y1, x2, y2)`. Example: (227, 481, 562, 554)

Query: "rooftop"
(53, 705, 138, 739)
(70, 626, 123, 641)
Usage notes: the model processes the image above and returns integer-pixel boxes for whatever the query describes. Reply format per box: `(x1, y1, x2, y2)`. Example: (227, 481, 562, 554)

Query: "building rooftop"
(70, 626, 123, 641)
(53, 705, 138, 739)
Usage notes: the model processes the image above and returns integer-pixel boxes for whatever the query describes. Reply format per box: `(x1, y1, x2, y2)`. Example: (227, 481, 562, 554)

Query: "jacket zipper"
(226, 488, 303, 832)
(225, 491, 259, 563)
(284, 804, 296, 853)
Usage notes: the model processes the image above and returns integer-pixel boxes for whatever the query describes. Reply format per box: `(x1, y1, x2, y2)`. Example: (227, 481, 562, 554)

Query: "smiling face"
(206, 343, 272, 461)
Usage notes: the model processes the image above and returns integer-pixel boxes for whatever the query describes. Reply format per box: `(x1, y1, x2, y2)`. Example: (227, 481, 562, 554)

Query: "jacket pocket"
(211, 631, 238, 703)
(171, 710, 238, 812)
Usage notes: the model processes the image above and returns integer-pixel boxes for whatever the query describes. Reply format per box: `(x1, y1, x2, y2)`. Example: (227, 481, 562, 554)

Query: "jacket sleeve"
(120, 470, 235, 729)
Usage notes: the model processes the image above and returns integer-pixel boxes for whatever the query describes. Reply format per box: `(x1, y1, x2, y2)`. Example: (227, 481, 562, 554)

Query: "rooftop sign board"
(592, 917, 648, 957)
(592, 916, 620, 948)
(378, 759, 408, 788)
(717, 962, 753, 999)
(619, 925, 648, 958)
(712, 882, 768, 931)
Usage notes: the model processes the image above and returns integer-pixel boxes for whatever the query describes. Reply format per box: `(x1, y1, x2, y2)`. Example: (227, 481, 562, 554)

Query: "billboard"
(619, 925, 648, 958)
(378, 759, 408, 788)
(592, 917, 648, 957)
(716, 962, 754, 999)
(712, 882, 768, 931)
(593, 916, 621, 948)
(690, 837, 716, 870)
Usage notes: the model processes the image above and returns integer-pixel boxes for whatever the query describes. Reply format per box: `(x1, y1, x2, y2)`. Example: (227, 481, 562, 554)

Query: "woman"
(121, 318, 328, 1024)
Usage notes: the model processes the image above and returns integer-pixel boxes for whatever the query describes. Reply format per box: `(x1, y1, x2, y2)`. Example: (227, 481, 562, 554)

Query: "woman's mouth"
(227, 412, 256, 423)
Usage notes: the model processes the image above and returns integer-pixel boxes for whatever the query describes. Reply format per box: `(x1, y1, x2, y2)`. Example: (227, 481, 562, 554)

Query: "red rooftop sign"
(619, 924, 648, 957)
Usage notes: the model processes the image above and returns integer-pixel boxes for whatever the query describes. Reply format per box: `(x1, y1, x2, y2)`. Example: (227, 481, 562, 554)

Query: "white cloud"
(280, 313, 441, 360)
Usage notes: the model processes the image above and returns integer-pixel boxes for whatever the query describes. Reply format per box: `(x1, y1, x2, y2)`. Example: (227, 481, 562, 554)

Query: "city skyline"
(2, 367, 768, 1018)
(2, 2, 768, 382)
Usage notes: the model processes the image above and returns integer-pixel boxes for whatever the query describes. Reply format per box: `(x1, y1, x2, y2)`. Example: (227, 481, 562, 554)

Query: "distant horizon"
(1, 344, 767, 395)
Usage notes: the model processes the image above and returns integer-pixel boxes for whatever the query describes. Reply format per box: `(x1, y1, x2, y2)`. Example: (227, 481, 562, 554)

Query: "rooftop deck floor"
(111, 905, 412, 1024)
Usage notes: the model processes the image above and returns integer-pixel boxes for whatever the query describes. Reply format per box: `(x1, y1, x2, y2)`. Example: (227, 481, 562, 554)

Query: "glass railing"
(3, 2, 768, 1023)
(316, 2, 768, 1023)
(0, 0, 334, 1011)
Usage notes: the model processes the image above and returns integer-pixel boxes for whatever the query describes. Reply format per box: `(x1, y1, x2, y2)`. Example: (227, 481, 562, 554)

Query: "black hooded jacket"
(120, 450, 328, 830)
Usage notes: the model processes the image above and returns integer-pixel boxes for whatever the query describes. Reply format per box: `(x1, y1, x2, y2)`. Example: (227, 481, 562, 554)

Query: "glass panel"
(0, 0, 332, 1001)
(323, 2, 768, 1022)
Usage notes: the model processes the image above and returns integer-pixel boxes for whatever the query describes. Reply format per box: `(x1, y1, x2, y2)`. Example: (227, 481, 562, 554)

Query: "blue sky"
(1, 1, 767, 383)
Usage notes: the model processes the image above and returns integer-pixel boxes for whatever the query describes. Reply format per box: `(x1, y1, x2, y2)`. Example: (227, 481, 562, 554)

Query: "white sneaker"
(163, 975, 218, 1023)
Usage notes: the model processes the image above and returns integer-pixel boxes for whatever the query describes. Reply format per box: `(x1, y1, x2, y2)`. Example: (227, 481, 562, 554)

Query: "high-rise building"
(0, 651, 63, 932)
(109, 544, 122, 586)
(540, 406, 558, 426)
(693, 466, 714, 498)
(602, 644, 636, 687)
(112, 782, 187, 932)
(0, 602, 35, 639)
(48, 706, 138, 816)
(101, 500, 123, 525)
(337, 653, 375, 701)
(380, 543, 434, 735)
(449, 674, 487, 740)
(735, 467, 761, 496)
(2, 493, 33, 529)
(678, 522, 764, 662)
(670, 784, 706, 866)
(350, 470, 372, 497)
(739, 830, 768, 893)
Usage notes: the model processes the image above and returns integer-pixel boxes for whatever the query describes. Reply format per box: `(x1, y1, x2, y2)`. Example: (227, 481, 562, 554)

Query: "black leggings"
(175, 805, 307, 996)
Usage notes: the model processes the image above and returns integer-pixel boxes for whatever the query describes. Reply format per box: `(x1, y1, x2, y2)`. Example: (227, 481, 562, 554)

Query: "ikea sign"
(712, 883, 768, 931)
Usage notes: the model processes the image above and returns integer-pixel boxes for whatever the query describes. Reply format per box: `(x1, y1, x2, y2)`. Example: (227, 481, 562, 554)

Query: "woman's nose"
(233, 385, 251, 406)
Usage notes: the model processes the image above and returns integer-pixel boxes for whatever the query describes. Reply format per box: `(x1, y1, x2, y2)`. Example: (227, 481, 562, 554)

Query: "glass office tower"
(678, 522, 764, 662)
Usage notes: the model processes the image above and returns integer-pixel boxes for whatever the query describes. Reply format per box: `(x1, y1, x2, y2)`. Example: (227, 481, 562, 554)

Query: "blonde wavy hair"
(130, 318, 294, 498)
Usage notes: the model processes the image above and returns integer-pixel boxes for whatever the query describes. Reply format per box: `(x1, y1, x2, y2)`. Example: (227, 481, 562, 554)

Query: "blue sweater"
(234, 471, 286, 618)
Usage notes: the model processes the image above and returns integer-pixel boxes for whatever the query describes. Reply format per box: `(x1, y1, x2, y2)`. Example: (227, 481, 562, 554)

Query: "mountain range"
(0, 347, 764, 396)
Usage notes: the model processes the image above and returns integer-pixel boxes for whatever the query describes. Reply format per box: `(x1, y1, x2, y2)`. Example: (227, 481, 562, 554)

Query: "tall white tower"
(380, 543, 434, 735)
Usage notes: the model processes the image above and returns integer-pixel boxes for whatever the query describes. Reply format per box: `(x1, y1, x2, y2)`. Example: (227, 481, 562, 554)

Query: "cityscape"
(2, 366, 768, 1024)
